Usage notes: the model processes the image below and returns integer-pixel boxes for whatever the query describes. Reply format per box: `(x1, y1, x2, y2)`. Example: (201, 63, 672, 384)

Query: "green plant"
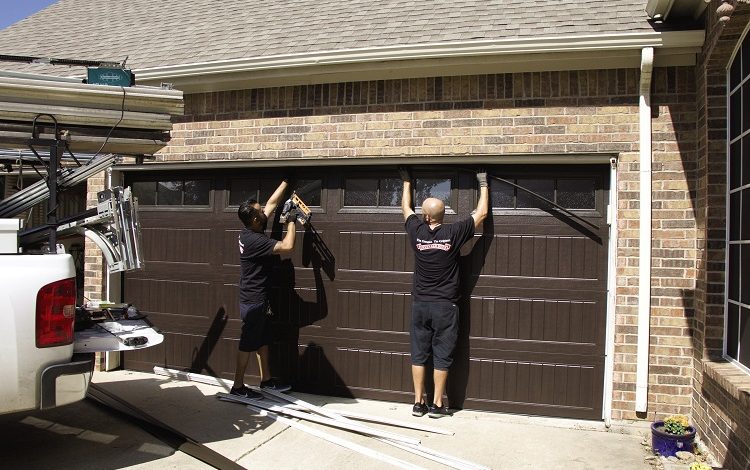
(663, 414, 690, 435)
(689, 462, 712, 470)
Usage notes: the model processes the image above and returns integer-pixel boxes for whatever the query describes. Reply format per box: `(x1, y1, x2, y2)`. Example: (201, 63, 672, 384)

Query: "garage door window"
(344, 177, 401, 207)
(133, 180, 210, 206)
(726, 29, 750, 373)
(230, 178, 322, 207)
(415, 177, 452, 207)
(491, 177, 596, 210)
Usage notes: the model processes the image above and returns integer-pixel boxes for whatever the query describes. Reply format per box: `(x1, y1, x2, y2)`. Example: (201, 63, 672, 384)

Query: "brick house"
(1, 0, 749, 467)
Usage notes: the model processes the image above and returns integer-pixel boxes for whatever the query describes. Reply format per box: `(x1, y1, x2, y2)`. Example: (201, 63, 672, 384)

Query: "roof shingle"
(0, 0, 657, 74)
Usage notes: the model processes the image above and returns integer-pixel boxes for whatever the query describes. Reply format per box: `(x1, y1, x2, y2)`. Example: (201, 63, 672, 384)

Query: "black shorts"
(410, 300, 459, 370)
(238, 301, 272, 352)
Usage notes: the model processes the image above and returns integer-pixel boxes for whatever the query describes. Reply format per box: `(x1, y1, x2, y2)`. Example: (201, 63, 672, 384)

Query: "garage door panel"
(337, 289, 409, 332)
(466, 359, 600, 416)
(339, 231, 412, 271)
(140, 227, 212, 264)
(124, 278, 213, 317)
(271, 285, 330, 329)
(465, 297, 601, 344)
(472, 234, 602, 280)
(337, 347, 411, 393)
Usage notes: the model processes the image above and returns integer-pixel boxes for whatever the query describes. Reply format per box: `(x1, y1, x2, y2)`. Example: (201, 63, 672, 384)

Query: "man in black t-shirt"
(400, 167, 488, 418)
(230, 179, 298, 399)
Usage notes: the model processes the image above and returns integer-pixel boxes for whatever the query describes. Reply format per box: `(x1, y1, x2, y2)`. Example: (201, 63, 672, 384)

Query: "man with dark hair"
(231, 178, 297, 399)
(400, 167, 489, 418)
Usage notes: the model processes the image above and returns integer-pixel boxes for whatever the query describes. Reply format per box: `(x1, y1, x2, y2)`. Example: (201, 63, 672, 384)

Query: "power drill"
(280, 192, 312, 225)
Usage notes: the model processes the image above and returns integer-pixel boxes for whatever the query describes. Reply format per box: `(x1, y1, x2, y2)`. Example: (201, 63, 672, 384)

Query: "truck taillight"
(36, 278, 76, 348)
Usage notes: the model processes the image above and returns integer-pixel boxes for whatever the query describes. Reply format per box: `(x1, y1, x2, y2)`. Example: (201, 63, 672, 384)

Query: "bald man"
(400, 167, 488, 418)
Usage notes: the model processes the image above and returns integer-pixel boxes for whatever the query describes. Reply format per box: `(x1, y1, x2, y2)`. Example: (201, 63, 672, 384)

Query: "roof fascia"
(136, 30, 704, 92)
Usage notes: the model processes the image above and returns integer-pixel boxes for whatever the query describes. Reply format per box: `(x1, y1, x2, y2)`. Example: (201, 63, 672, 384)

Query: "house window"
(726, 30, 750, 372)
(132, 179, 210, 206)
(491, 177, 596, 210)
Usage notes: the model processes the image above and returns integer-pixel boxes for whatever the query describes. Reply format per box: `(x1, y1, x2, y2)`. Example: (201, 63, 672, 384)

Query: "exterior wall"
(90, 67, 697, 419)
(692, 2, 750, 468)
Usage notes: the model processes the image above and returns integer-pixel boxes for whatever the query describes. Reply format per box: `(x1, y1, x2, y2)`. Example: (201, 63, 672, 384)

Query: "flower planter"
(651, 421, 696, 457)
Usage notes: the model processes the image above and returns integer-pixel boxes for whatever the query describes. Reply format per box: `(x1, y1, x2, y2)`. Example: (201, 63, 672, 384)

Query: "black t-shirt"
(238, 228, 278, 304)
(405, 214, 475, 303)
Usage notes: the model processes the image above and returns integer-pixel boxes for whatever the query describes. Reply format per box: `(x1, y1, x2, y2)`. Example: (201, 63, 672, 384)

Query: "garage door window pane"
(379, 178, 402, 206)
(229, 178, 258, 206)
(491, 179, 515, 208)
(557, 178, 595, 209)
(345, 178, 377, 206)
(132, 181, 156, 205)
(297, 179, 322, 206)
(415, 178, 451, 207)
(517, 179, 554, 209)
(183, 180, 210, 205)
(157, 181, 183, 205)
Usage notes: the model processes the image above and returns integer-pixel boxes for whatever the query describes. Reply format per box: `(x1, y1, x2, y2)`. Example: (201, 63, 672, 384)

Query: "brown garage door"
(123, 164, 609, 419)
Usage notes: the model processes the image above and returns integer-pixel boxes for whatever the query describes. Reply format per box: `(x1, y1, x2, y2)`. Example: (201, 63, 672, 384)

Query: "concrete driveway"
(0, 370, 654, 469)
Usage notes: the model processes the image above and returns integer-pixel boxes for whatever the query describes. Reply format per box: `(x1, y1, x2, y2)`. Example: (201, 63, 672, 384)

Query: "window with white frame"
(726, 28, 750, 372)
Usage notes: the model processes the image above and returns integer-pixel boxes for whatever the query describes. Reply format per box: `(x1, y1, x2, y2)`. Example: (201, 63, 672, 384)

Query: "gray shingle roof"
(0, 0, 657, 73)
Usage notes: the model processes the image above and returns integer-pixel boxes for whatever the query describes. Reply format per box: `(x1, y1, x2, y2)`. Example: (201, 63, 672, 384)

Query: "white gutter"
(134, 31, 704, 81)
(636, 47, 654, 413)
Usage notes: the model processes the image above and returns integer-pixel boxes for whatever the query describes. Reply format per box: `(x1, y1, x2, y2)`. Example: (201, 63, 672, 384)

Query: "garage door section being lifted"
(0, 57, 184, 354)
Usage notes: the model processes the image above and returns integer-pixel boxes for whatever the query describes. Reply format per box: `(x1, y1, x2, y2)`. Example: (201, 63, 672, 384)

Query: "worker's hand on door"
(476, 170, 488, 188)
(398, 166, 412, 182)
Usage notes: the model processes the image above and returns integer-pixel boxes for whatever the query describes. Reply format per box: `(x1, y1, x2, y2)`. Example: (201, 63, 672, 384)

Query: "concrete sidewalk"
(85, 370, 654, 470)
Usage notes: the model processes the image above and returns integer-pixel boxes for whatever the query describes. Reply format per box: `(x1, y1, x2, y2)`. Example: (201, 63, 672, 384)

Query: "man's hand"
(279, 198, 294, 223)
(476, 170, 488, 188)
(398, 166, 412, 182)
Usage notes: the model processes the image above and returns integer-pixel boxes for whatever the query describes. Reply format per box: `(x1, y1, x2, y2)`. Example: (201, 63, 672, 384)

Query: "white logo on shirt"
(416, 237, 451, 251)
(239, 237, 245, 254)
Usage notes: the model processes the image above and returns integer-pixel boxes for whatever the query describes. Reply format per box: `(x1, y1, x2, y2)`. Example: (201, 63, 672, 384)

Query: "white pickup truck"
(0, 226, 91, 414)
(0, 188, 162, 415)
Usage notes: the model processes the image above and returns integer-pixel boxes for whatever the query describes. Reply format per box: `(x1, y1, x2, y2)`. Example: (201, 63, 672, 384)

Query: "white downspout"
(636, 47, 654, 413)
(603, 156, 619, 427)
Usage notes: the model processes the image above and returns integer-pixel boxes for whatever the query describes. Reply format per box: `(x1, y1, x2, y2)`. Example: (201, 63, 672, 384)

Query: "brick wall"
(95, 67, 698, 419)
(691, 2, 750, 468)
(84, 172, 105, 303)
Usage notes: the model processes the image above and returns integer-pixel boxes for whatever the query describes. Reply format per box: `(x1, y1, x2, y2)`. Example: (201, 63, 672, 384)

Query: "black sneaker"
(230, 385, 262, 399)
(260, 378, 291, 393)
(428, 404, 452, 418)
(412, 402, 428, 417)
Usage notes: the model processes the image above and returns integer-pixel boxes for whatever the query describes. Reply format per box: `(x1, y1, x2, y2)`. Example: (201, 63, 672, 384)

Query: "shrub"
(689, 463, 712, 470)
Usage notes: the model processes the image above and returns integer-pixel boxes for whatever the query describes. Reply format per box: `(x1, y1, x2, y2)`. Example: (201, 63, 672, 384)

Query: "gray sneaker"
(230, 385, 262, 399)
(428, 404, 452, 418)
(260, 379, 291, 393)
(412, 402, 428, 417)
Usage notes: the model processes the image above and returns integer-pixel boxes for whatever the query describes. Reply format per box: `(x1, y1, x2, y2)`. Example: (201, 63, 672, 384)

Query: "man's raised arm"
(399, 166, 415, 221)
(263, 178, 289, 218)
(472, 171, 489, 230)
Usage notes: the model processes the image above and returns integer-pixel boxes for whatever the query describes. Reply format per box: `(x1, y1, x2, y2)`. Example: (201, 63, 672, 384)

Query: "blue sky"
(0, 0, 57, 30)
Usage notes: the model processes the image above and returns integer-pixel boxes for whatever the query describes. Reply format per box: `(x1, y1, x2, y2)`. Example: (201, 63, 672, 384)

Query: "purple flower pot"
(651, 421, 696, 457)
